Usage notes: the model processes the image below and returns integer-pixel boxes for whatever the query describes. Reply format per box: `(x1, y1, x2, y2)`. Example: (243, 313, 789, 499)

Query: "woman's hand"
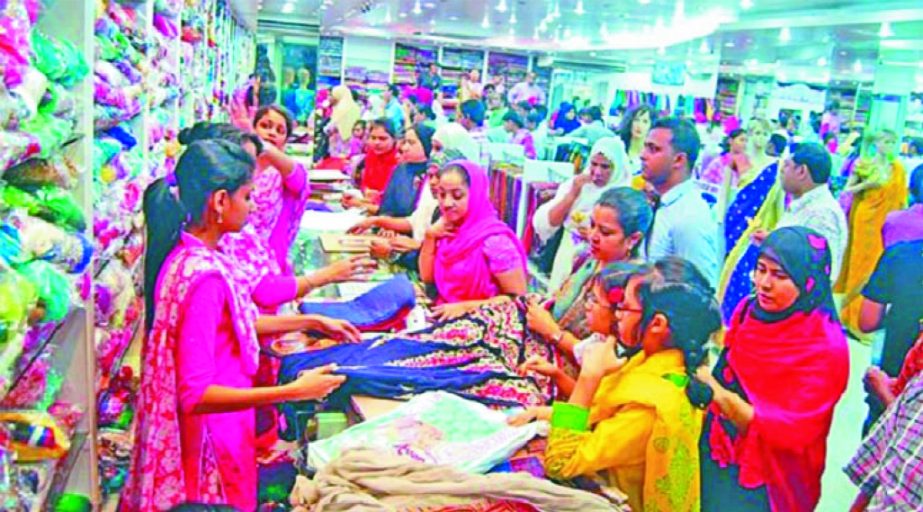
(579, 337, 626, 380)
(507, 406, 552, 427)
(864, 367, 895, 405)
(571, 172, 593, 195)
(314, 255, 377, 285)
(390, 236, 421, 253)
(518, 355, 560, 378)
(341, 193, 366, 210)
(348, 217, 378, 234)
(526, 299, 559, 341)
(431, 302, 473, 322)
(306, 316, 362, 343)
(369, 239, 393, 259)
(425, 218, 457, 240)
(285, 364, 347, 401)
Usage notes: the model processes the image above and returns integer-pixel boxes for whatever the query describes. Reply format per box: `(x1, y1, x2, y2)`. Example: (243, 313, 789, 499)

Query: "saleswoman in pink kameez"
(120, 140, 348, 512)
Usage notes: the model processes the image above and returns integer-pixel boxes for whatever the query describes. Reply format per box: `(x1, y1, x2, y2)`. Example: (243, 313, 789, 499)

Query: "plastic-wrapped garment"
(7, 212, 93, 274)
(19, 113, 75, 158)
(0, 266, 38, 345)
(298, 275, 417, 332)
(16, 261, 72, 322)
(3, 184, 86, 231)
(93, 137, 123, 172)
(9, 67, 49, 117)
(0, 410, 71, 461)
(0, 2, 35, 88)
(31, 31, 88, 87)
(2, 154, 79, 189)
(152, 12, 179, 38)
(307, 392, 541, 474)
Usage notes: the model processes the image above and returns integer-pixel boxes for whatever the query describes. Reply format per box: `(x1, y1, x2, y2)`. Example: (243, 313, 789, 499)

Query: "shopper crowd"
(120, 64, 923, 512)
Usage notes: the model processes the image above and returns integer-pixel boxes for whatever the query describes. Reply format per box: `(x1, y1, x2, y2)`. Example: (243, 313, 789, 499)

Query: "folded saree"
(298, 274, 416, 332)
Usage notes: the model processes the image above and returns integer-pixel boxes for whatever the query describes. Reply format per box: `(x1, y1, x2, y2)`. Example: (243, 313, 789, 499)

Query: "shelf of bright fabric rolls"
(0, 0, 100, 509)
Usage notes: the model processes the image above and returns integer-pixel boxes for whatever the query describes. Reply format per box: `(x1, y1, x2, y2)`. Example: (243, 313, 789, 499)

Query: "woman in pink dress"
(250, 105, 312, 274)
(120, 140, 348, 512)
(419, 160, 528, 321)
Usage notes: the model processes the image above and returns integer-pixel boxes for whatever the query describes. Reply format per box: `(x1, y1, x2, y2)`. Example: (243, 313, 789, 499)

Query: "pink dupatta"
(249, 162, 310, 273)
(433, 160, 527, 303)
(120, 234, 259, 512)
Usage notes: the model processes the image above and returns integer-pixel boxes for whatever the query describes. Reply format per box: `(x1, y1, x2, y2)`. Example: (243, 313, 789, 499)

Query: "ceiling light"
(533, 27, 540, 39)
(399, 11, 407, 17)
(575, 0, 585, 15)
(879, 21, 893, 38)
(553, 3, 561, 18)
(281, 2, 294, 14)
(510, 11, 517, 24)
(779, 26, 791, 43)
(496, 0, 508, 13)
(590, 51, 597, 57)
(412, 0, 422, 15)
(423, 1, 435, 7)
(817, 56, 828, 67)
(657, 46, 666, 56)
(639, 0, 650, 4)
(564, 27, 572, 39)
(384, 7, 392, 23)
(740, 0, 753, 8)
(481, 12, 489, 28)
(699, 39, 709, 53)
(725, 41, 735, 47)
(853, 60, 862, 73)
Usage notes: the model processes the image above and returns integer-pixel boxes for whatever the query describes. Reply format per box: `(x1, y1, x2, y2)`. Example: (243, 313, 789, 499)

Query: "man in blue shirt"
(382, 83, 405, 135)
(641, 117, 720, 287)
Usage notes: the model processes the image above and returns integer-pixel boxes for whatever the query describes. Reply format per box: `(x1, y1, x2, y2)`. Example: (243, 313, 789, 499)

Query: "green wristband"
(551, 401, 590, 432)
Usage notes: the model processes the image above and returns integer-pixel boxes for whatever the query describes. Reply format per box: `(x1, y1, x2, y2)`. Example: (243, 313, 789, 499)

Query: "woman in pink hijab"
(419, 160, 528, 321)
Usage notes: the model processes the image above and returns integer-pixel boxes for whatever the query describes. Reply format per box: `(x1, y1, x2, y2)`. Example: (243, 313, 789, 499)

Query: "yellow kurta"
(545, 349, 703, 512)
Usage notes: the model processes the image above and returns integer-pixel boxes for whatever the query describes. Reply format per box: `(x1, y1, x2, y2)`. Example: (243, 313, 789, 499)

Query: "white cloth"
(644, 179, 721, 287)
(433, 122, 480, 162)
(329, 85, 360, 140)
(533, 138, 631, 288)
(409, 185, 438, 241)
(776, 184, 848, 283)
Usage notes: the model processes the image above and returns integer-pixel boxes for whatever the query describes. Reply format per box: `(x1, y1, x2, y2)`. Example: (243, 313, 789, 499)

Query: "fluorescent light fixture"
(481, 12, 490, 28)
(281, 2, 294, 14)
(496, 0, 508, 13)
(779, 26, 791, 43)
(510, 11, 517, 23)
(879, 21, 893, 38)
(725, 41, 735, 47)
(575, 0, 585, 15)
(639, 0, 650, 4)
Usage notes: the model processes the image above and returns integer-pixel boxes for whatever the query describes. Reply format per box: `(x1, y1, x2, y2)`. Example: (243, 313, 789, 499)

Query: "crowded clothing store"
(2, 0, 923, 510)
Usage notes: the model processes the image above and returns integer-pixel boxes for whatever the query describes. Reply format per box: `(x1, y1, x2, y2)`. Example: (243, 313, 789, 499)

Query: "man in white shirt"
(642, 117, 720, 287)
(763, 142, 848, 282)
(507, 72, 546, 107)
(458, 99, 490, 167)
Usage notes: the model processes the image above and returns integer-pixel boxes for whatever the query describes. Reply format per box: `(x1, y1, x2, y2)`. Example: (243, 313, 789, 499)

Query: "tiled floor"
(817, 337, 873, 511)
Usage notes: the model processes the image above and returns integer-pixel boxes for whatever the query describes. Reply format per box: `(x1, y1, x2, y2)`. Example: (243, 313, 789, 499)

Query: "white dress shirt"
(776, 184, 848, 282)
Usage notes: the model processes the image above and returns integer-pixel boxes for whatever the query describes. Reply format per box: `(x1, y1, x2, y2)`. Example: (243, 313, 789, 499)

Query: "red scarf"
(708, 301, 849, 512)
(360, 147, 399, 194)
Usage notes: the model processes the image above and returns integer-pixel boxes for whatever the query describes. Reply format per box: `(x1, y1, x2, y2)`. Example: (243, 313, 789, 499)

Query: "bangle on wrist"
(550, 330, 565, 345)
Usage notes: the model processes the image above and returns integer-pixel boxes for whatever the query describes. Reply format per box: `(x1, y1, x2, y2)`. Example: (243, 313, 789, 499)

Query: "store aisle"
(817, 336, 872, 512)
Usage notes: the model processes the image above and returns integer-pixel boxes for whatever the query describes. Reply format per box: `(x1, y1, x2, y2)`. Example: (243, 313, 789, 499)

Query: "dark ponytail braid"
(635, 257, 722, 408)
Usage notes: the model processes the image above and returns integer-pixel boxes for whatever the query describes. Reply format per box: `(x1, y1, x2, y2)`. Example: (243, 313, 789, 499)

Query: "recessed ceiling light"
(496, 0, 508, 13)
(281, 2, 294, 14)
(725, 41, 735, 47)
(699, 40, 709, 53)
(510, 11, 517, 23)
(481, 12, 490, 28)
(779, 26, 791, 43)
(639, 0, 650, 4)
(590, 51, 597, 56)
(399, 11, 407, 17)
(740, 0, 753, 8)
(575, 0, 585, 15)
(818, 56, 828, 67)
(879, 21, 893, 38)
(423, 1, 435, 7)
(412, 0, 422, 15)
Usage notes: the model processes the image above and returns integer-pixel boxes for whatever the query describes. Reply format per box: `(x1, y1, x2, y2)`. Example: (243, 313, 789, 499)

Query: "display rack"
(392, 42, 437, 86)
(716, 76, 741, 119)
(439, 47, 486, 100)
(487, 52, 530, 93)
(318, 36, 345, 90)
(0, 0, 98, 509)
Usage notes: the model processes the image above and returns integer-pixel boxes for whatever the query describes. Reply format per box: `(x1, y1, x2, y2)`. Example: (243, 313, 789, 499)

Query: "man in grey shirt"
(641, 117, 720, 286)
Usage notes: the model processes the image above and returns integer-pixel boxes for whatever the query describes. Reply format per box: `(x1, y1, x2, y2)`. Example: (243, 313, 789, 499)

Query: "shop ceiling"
(254, 0, 923, 86)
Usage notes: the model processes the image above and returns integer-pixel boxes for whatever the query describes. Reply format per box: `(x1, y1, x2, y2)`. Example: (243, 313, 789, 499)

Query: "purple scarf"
(434, 161, 527, 302)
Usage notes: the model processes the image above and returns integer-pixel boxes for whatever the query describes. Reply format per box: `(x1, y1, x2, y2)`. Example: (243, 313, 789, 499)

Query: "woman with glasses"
(512, 257, 720, 512)
(697, 226, 849, 512)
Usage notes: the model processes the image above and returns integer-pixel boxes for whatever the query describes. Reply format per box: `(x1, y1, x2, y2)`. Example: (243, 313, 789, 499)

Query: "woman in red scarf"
(355, 118, 400, 203)
(696, 226, 850, 512)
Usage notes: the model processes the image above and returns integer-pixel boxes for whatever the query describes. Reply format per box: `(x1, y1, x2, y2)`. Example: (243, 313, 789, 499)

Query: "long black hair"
(596, 187, 654, 259)
(618, 104, 655, 149)
(600, 257, 721, 408)
(178, 122, 263, 154)
(143, 140, 255, 333)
